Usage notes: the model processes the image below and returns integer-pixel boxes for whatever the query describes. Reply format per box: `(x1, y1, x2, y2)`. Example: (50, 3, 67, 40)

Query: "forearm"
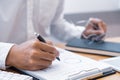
(51, 18, 85, 42)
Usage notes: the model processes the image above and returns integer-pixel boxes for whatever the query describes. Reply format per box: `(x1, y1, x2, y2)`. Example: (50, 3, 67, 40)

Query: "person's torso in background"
(0, 0, 61, 44)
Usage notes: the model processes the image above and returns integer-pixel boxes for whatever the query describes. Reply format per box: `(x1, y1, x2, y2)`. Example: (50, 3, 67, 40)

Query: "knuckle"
(50, 56, 56, 61)
(46, 52, 56, 61)
(51, 47, 56, 53)
(32, 40, 38, 47)
(28, 59, 35, 66)
(53, 54, 57, 60)
(31, 49, 37, 54)
(53, 57, 56, 61)
(29, 49, 37, 58)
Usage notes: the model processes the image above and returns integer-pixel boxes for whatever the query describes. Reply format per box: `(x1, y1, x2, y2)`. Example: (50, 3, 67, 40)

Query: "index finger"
(35, 40, 59, 55)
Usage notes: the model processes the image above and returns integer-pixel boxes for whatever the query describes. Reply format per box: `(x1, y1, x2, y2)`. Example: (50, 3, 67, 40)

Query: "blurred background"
(64, 0, 120, 38)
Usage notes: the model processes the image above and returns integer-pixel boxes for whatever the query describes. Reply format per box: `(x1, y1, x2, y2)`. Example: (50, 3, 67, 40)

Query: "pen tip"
(56, 57, 60, 61)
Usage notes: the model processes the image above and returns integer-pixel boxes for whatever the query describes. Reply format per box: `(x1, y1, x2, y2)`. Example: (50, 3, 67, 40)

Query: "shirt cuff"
(0, 42, 14, 70)
(72, 26, 85, 39)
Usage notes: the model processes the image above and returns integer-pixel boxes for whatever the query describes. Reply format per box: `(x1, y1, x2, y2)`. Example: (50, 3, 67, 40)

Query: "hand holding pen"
(81, 18, 107, 42)
(34, 33, 60, 61)
(6, 34, 60, 70)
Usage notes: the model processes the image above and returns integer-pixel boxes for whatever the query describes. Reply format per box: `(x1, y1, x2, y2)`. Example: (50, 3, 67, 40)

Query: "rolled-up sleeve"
(0, 42, 14, 70)
(51, 0, 85, 42)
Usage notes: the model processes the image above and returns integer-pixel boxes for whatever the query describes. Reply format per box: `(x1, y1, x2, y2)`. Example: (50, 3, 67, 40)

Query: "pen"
(92, 69, 116, 80)
(34, 33, 60, 61)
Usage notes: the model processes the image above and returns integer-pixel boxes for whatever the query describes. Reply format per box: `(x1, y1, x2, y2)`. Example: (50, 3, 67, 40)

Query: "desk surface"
(7, 37, 120, 80)
(56, 37, 120, 80)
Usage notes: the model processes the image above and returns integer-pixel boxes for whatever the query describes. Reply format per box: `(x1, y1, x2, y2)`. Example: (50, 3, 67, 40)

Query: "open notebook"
(19, 47, 115, 80)
(66, 38, 120, 56)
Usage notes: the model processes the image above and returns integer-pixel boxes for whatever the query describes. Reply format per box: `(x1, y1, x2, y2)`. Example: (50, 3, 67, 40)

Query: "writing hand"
(6, 39, 59, 70)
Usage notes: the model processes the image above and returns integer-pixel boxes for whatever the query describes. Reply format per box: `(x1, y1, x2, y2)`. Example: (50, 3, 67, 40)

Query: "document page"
(21, 48, 110, 80)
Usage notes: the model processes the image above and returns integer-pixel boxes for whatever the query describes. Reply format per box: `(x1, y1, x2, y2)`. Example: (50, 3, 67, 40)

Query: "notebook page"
(20, 47, 110, 80)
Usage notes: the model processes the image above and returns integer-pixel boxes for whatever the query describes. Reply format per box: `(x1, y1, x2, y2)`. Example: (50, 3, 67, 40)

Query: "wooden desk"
(7, 37, 120, 80)
(56, 37, 120, 80)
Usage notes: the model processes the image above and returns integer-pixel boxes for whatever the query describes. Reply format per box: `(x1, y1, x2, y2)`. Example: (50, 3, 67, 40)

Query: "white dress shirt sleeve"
(51, 0, 85, 42)
(0, 42, 14, 70)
